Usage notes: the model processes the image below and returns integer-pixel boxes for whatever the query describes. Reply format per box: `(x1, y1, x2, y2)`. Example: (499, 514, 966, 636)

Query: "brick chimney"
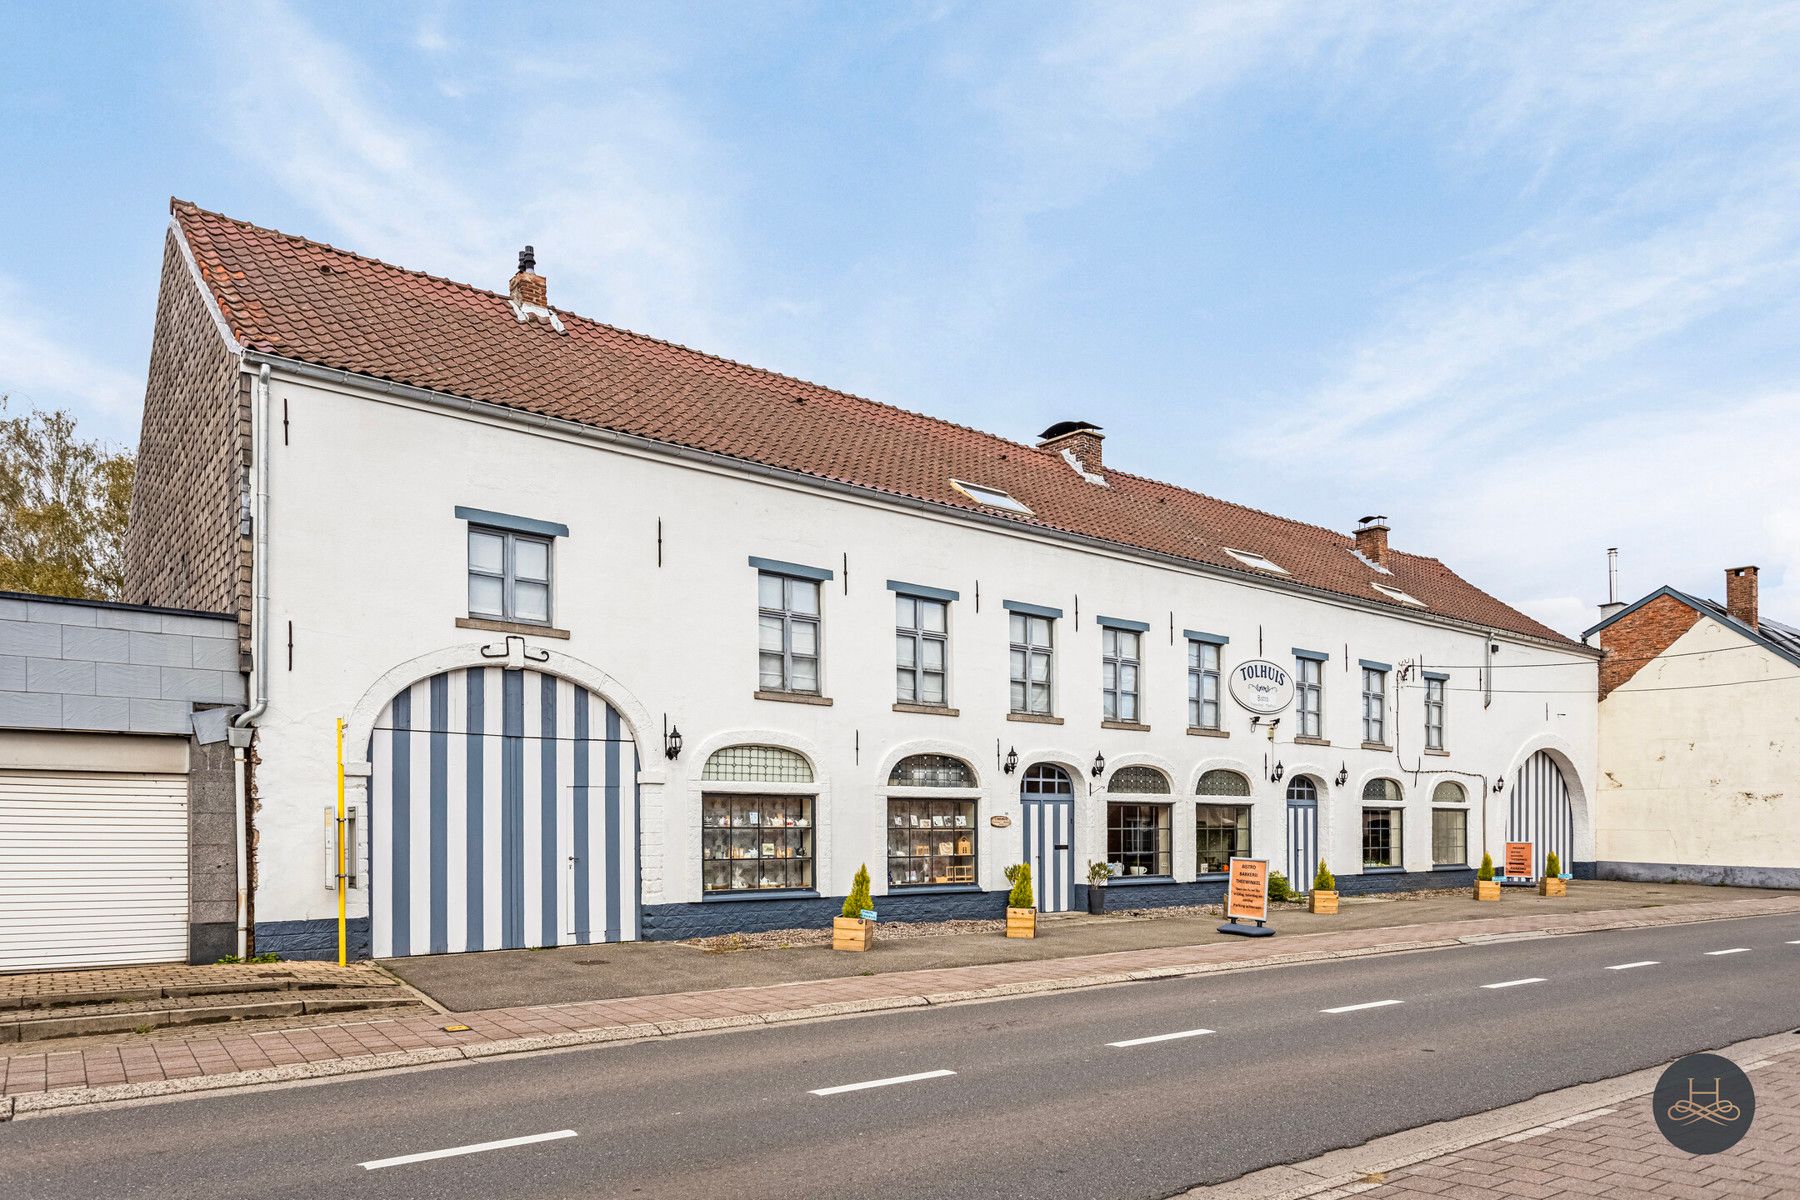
(509, 245, 547, 308)
(1354, 515, 1390, 567)
(1725, 565, 1759, 630)
(1037, 421, 1104, 475)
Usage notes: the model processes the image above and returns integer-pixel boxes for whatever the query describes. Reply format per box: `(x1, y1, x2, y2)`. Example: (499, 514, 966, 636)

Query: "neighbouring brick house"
(0, 592, 245, 971)
(1586, 565, 1799, 886)
(120, 199, 1599, 962)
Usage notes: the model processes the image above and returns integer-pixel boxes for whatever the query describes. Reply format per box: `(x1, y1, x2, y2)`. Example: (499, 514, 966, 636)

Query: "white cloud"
(207, 0, 743, 349)
(0, 274, 141, 443)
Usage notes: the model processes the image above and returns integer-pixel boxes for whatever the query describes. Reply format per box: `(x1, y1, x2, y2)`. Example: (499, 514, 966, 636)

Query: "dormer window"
(951, 479, 1032, 516)
(1372, 582, 1426, 607)
(1224, 547, 1287, 574)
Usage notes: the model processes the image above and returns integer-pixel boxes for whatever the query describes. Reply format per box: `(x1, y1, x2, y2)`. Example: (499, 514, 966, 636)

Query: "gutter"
(243, 353, 1598, 661)
(227, 362, 272, 955)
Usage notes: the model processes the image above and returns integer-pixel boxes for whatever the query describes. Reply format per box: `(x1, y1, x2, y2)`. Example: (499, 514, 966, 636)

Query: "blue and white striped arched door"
(1508, 751, 1572, 880)
(371, 667, 639, 957)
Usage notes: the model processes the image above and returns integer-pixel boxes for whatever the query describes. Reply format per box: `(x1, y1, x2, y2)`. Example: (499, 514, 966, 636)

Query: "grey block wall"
(0, 593, 241, 734)
(187, 732, 240, 962)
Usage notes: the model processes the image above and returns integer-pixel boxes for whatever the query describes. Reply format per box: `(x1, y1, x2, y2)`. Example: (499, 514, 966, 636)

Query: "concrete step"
(0, 988, 423, 1043)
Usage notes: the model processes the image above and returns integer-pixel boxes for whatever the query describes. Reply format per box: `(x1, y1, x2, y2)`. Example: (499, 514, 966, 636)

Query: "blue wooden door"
(1285, 776, 1320, 893)
(1020, 764, 1075, 913)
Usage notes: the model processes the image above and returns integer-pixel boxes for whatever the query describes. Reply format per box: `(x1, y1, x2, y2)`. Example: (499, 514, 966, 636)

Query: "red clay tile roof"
(171, 199, 1575, 647)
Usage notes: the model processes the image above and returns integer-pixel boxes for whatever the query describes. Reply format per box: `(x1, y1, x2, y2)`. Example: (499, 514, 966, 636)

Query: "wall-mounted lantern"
(1091, 752, 1106, 778)
(1003, 746, 1020, 774)
(1270, 760, 1285, 784)
(662, 718, 683, 760)
(1335, 763, 1349, 788)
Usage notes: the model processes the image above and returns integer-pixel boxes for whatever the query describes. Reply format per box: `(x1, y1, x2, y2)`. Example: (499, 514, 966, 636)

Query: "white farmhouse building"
(1587, 565, 1799, 887)
(123, 201, 1599, 960)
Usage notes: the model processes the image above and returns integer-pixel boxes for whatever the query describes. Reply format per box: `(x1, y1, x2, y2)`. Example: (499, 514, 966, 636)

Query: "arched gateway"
(370, 667, 639, 957)
(1508, 750, 1573, 880)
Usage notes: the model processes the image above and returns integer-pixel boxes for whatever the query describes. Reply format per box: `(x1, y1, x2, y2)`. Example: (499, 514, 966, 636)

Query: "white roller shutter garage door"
(0, 771, 189, 972)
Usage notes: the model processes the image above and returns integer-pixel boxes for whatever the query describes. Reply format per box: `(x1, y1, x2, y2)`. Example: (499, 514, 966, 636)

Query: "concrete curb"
(1178, 1029, 1800, 1199)
(7, 899, 1796, 1121)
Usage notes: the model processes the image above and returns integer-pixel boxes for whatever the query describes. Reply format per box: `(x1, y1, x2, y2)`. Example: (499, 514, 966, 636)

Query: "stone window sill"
(700, 888, 820, 903)
(755, 690, 834, 706)
(894, 702, 960, 717)
(1101, 720, 1150, 732)
(1008, 712, 1064, 725)
(1294, 736, 1331, 747)
(1194, 873, 1229, 882)
(1361, 866, 1405, 875)
(457, 616, 570, 640)
(1424, 748, 1450, 757)
(1187, 726, 1229, 738)
(1106, 875, 1176, 888)
(1431, 864, 1471, 871)
(887, 884, 982, 896)
(1361, 741, 1392, 752)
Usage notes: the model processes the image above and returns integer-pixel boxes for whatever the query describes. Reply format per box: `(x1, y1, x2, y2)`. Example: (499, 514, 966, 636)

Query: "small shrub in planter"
(1004, 862, 1036, 938)
(1310, 861, 1338, 915)
(1267, 871, 1294, 903)
(833, 864, 875, 951)
(1085, 860, 1114, 914)
(1474, 852, 1500, 901)
(1539, 851, 1567, 897)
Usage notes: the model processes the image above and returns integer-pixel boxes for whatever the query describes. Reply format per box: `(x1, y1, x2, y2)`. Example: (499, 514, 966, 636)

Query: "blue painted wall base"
(256, 917, 371, 962)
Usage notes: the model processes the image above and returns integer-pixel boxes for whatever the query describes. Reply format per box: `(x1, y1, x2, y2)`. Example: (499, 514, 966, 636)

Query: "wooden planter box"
(1474, 879, 1501, 901)
(832, 916, 873, 952)
(1005, 906, 1037, 939)
(1539, 877, 1567, 897)
(1309, 890, 1338, 915)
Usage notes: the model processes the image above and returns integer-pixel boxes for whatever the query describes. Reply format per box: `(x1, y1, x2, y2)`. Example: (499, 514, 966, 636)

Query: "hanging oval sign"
(1228, 658, 1295, 715)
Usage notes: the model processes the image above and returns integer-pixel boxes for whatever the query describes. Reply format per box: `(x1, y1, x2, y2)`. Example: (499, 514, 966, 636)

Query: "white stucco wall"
(1595, 614, 1799, 873)
(247, 368, 1598, 930)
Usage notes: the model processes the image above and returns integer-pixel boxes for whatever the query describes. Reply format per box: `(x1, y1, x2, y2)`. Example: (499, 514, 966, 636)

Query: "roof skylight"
(1373, 582, 1426, 607)
(950, 479, 1033, 516)
(1224, 547, 1288, 574)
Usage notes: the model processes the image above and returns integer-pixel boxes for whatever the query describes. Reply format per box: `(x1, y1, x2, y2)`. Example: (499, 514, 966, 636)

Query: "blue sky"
(3, 1, 1797, 634)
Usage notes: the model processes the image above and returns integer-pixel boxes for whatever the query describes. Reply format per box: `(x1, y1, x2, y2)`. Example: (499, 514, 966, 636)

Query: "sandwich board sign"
(1218, 857, 1274, 937)
(1504, 841, 1534, 880)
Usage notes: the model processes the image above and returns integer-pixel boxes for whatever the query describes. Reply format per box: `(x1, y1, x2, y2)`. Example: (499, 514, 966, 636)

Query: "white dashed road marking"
(1705, 948, 1752, 956)
(360, 1130, 577, 1171)
(1481, 978, 1546, 990)
(1321, 1000, 1404, 1014)
(809, 1069, 956, 1096)
(1108, 1028, 1216, 1048)
(1606, 961, 1658, 970)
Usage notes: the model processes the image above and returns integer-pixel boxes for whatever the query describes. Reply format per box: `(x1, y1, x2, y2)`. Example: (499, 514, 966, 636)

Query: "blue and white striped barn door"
(1019, 764, 1075, 913)
(370, 668, 638, 957)
(1286, 803, 1318, 893)
(1508, 751, 1572, 880)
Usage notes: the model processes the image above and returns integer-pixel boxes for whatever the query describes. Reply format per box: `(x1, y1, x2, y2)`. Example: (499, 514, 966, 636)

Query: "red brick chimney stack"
(1036, 421, 1104, 474)
(509, 245, 547, 308)
(1725, 565, 1759, 630)
(1354, 515, 1391, 567)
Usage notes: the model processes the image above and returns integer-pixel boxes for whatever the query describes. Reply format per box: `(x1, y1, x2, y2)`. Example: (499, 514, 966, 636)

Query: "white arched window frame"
(886, 754, 981, 890)
(701, 744, 819, 894)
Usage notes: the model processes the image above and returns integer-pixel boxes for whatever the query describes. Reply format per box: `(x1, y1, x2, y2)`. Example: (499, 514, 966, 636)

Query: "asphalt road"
(4, 913, 1798, 1200)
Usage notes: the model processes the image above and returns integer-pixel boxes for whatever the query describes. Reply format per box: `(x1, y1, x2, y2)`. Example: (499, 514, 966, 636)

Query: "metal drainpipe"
(230, 363, 272, 955)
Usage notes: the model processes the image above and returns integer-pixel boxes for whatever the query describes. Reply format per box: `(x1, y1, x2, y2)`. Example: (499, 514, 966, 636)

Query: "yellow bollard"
(336, 718, 347, 968)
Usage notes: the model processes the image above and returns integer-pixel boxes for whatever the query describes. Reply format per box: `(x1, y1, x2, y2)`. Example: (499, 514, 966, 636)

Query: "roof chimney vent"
(510, 246, 547, 309)
(1596, 547, 1626, 621)
(1037, 421, 1105, 483)
(1353, 515, 1390, 567)
(1726, 565, 1759, 630)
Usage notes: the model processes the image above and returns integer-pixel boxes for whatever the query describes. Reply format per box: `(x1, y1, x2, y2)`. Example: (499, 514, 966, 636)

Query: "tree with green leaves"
(1477, 852, 1496, 881)
(1005, 862, 1034, 909)
(0, 398, 134, 600)
(1545, 851, 1561, 877)
(841, 863, 873, 919)
(1313, 860, 1335, 892)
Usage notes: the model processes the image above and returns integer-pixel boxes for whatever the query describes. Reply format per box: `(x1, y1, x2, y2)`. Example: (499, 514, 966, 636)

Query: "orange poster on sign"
(1504, 842, 1533, 878)
(1225, 857, 1269, 923)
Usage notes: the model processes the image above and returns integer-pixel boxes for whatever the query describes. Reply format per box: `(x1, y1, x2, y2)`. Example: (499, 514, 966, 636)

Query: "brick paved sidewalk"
(3, 894, 1796, 1112)
(1319, 1049, 1800, 1199)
